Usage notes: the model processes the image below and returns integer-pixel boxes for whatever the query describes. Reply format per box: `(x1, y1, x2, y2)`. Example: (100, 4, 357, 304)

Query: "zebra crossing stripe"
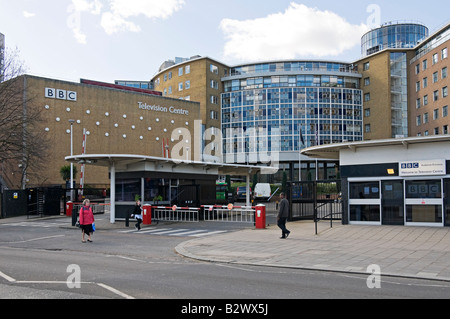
(191, 230, 227, 237)
(171, 230, 208, 236)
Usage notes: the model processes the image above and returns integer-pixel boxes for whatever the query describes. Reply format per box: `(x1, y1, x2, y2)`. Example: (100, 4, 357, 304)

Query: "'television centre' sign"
(399, 159, 446, 177)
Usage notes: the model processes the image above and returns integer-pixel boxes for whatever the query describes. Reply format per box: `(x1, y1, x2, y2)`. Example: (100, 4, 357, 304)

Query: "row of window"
(416, 105, 448, 125)
(415, 67, 447, 92)
(415, 87, 449, 109)
(414, 47, 448, 74)
(155, 63, 223, 86)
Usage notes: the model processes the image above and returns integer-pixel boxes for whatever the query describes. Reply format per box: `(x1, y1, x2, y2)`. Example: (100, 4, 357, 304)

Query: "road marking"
(0, 271, 16, 283)
(171, 230, 208, 236)
(191, 230, 227, 237)
(97, 283, 135, 299)
(136, 228, 171, 234)
(148, 229, 189, 235)
(5, 235, 65, 244)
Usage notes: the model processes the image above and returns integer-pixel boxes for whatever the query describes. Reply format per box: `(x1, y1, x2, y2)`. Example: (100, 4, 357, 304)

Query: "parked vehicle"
(235, 186, 252, 201)
(254, 183, 271, 200)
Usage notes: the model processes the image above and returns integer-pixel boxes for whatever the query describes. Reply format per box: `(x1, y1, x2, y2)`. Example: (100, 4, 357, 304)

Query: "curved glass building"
(221, 60, 363, 180)
(361, 22, 428, 57)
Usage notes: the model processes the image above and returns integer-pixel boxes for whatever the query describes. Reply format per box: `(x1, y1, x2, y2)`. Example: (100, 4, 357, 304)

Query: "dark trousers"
(277, 217, 290, 238)
(135, 218, 142, 230)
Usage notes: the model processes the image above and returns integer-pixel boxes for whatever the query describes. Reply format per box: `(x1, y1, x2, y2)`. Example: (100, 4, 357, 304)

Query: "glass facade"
(221, 61, 363, 161)
(361, 23, 429, 57)
(390, 52, 408, 137)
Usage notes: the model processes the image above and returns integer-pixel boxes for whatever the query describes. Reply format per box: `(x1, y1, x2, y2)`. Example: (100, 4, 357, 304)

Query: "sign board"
(399, 159, 446, 177)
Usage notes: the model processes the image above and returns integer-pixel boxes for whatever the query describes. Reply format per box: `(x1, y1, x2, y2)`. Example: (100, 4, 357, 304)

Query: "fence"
(152, 206, 200, 223)
(73, 203, 110, 216)
(201, 205, 256, 223)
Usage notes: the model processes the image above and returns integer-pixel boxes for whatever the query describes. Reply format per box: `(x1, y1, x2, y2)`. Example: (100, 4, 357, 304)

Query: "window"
(210, 111, 219, 120)
(164, 74, 167, 82)
(210, 80, 219, 89)
(423, 77, 428, 89)
(364, 93, 371, 102)
(424, 112, 429, 124)
(443, 67, 448, 79)
(363, 62, 370, 71)
(185, 80, 190, 90)
(364, 108, 371, 117)
(364, 77, 370, 86)
(443, 105, 448, 117)
(168, 72, 172, 80)
(185, 65, 190, 74)
(424, 95, 428, 106)
(365, 124, 371, 133)
(350, 182, 380, 199)
(443, 47, 448, 60)
(178, 82, 183, 91)
(435, 127, 439, 135)
(433, 53, 438, 65)
(423, 59, 428, 71)
(416, 115, 421, 126)
(416, 98, 421, 109)
(434, 108, 439, 120)
(433, 72, 439, 83)
(210, 64, 218, 74)
(444, 125, 448, 134)
(433, 90, 439, 101)
(210, 95, 218, 104)
(416, 81, 420, 92)
(415, 64, 420, 74)
(178, 67, 183, 76)
(168, 86, 172, 94)
(443, 86, 448, 98)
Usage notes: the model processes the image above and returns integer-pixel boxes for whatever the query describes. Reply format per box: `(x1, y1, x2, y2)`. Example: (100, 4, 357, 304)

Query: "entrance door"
(382, 180, 404, 225)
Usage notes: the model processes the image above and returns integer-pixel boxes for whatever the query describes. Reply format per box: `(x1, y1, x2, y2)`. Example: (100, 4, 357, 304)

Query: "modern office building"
(221, 60, 363, 181)
(355, 22, 429, 140)
(151, 56, 228, 149)
(409, 23, 450, 137)
(0, 33, 5, 82)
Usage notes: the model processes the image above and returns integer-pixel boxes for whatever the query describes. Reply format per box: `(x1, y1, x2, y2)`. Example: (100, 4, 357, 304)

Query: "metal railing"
(152, 206, 200, 223)
(73, 203, 110, 216)
(202, 205, 256, 223)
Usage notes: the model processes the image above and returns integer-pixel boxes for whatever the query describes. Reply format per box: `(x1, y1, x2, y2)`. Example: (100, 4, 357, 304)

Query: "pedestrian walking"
(79, 199, 95, 243)
(277, 192, 291, 239)
(131, 200, 143, 231)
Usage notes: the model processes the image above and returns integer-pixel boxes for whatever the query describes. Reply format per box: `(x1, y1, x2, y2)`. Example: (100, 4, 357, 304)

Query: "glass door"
(382, 180, 404, 225)
(405, 179, 443, 226)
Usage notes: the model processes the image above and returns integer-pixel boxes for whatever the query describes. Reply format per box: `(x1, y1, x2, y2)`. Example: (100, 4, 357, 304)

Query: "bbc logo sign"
(45, 88, 77, 102)
(401, 163, 419, 169)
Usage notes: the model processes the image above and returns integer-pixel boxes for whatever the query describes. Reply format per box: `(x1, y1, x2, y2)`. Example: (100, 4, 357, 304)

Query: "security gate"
(288, 180, 342, 223)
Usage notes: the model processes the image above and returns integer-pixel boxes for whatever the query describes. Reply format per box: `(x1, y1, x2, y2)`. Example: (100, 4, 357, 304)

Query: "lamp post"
(69, 119, 75, 201)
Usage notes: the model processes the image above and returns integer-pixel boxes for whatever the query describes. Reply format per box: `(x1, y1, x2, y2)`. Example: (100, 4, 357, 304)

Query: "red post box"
(255, 205, 266, 229)
(66, 202, 74, 217)
(142, 205, 152, 225)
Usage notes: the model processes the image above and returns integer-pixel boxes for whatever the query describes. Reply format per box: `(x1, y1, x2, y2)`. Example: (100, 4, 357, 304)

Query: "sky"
(0, 0, 449, 83)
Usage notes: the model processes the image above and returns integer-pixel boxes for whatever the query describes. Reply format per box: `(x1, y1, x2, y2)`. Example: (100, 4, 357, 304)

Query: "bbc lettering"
(45, 88, 77, 102)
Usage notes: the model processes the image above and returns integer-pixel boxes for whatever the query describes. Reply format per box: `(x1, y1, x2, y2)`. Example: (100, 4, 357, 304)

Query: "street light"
(69, 119, 75, 201)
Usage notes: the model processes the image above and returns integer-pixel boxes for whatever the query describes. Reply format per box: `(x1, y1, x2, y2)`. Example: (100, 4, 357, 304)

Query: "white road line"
(171, 230, 208, 236)
(136, 228, 171, 234)
(97, 283, 135, 299)
(191, 230, 227, 237)
(149, 229, 189, 235)
(5, 235, 65, 244)
(0, 271, 16, 283)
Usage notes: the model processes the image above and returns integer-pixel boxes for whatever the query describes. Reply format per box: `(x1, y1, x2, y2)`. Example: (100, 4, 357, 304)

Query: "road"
(1, 216, 450, 302)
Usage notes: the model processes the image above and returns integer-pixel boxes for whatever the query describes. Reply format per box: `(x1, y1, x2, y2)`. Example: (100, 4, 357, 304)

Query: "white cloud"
(220, 3, 369, 62)
(68, 0, 185, 42)
(100, 0, 185, 35)
(23, 11, 36, 18)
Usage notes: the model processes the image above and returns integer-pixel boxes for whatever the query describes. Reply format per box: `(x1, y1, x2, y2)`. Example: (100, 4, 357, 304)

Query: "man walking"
(277, 192, 291, 239)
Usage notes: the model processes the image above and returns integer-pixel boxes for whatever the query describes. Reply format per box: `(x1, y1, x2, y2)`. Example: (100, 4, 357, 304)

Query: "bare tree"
(0, 48, 49, 189)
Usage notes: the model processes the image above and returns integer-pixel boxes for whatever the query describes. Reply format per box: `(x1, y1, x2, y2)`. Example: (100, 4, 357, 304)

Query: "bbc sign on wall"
(399, 159, 446, 177)
(45, 88, 77, 102)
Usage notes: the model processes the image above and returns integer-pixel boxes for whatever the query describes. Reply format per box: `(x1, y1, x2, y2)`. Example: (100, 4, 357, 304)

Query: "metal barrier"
(73, 203, 110, 216)
(202, 205, 255, 223)
(152, 206, 200, 223)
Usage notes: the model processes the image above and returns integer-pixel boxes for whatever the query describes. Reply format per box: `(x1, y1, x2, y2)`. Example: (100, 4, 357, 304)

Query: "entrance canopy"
(65, 154, 276, 223)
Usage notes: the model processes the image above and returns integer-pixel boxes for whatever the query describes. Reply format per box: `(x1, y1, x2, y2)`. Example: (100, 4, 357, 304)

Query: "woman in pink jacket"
(79, 199, 95, 243)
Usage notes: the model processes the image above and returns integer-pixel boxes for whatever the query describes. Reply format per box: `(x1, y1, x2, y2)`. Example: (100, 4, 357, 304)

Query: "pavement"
(2, 213, 450, 282)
